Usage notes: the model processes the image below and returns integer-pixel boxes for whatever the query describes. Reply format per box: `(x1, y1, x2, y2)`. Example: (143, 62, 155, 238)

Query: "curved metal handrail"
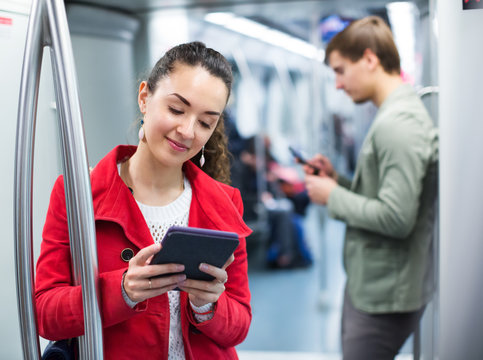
(14, 0, 103, 358)
(14, 0, 43, 357)
(417, 85, 440, 98)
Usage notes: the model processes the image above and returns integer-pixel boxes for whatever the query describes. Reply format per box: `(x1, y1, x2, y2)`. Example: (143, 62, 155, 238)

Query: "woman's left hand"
(178, 254, 235, 307)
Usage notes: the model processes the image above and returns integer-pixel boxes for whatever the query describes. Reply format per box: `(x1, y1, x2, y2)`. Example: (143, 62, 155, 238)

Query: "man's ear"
(362, 48, 380, 71)
(138, 81, 148, 114)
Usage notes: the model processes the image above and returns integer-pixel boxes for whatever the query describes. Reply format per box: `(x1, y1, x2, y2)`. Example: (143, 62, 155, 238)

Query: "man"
(303, 16, 438, 360)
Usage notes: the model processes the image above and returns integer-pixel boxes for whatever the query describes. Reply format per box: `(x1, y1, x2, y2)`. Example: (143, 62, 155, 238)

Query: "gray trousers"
(341, 289, 425, 360)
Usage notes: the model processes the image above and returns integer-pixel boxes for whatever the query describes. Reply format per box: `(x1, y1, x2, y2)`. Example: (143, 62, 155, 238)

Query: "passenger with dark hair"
(35, 42, 252, 360)
(303, 16, 438, 359)
(237, 135, 313, 269)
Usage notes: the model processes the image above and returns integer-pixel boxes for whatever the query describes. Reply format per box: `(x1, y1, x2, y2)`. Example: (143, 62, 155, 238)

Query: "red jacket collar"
(90, 145, 251, 250)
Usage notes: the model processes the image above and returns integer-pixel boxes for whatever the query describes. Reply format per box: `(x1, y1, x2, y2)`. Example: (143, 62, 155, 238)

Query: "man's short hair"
(325, 16, 401, 75)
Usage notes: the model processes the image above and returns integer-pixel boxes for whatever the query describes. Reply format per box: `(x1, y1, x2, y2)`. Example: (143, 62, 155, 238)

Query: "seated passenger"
(234, 135, 313, 269)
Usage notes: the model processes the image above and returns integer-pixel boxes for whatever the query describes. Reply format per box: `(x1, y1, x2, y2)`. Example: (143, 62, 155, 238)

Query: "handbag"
(42, 338, 77, 360)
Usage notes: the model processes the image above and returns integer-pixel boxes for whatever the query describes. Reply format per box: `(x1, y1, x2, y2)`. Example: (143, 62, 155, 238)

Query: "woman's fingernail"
(200, 263, 208, 271)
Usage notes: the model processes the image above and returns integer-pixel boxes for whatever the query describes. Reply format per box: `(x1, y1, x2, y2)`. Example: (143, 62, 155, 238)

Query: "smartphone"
(289, 146, 319, 175)
(289, 146, 309, 165)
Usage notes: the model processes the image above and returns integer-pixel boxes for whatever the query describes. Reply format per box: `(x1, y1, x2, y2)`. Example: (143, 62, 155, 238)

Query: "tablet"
(150, 226, 240, 282)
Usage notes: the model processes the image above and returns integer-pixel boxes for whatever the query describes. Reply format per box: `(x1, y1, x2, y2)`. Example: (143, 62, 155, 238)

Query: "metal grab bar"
(14, 0, 103, 359)
(417, 85, 440, 98)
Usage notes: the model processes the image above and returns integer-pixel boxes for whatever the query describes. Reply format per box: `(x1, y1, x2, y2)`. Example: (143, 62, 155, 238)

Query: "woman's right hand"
(123, 243, 186, 302)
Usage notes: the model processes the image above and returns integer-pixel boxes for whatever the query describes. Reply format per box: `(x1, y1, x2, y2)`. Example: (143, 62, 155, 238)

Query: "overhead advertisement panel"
(463, 0, 483, 10)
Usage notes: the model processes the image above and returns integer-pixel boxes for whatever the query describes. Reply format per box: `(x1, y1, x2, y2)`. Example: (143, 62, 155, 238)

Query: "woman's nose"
(177, 117, 195, 139)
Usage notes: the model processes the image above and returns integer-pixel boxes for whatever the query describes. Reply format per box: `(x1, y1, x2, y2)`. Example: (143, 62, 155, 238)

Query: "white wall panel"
(0, 9, 28, 358)
(67, 4, 140, 165)
(438, 0, 483, 358)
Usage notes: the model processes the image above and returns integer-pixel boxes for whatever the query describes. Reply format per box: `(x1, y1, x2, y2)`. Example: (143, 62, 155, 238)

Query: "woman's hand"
(178, 254, 235, 308)
(123, 243, 186, 303)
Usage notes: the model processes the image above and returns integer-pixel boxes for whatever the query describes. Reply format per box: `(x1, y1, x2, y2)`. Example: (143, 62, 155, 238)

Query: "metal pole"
(46, 0, 103, 357)
(14, 0, 44, 358)
(14, 0, 104, 358)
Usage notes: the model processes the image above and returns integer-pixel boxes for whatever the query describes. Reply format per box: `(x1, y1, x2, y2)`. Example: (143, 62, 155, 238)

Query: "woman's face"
(138, 63, 228, 168)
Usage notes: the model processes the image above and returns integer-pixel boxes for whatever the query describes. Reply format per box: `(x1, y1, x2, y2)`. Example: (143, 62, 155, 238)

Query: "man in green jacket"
(303, 16, 438, 360)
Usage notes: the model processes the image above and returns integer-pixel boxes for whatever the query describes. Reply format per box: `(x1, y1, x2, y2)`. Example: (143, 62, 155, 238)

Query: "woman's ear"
(138, 81, 148, 114)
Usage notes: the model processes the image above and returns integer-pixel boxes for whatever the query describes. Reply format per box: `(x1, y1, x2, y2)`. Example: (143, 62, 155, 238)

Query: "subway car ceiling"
(62, 0, 433, 158)
(64, 0, 430, 73)
(65, 0, 406, 15)
(65, 0, 430, 43)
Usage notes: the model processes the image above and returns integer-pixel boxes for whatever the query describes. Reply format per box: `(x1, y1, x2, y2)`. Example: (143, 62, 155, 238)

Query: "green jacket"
(328, 84, 438, 313)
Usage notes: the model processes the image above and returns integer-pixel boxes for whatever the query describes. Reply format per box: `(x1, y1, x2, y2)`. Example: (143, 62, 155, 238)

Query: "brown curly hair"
(145, 42, 233, 184)
(191, 114, 231, 184)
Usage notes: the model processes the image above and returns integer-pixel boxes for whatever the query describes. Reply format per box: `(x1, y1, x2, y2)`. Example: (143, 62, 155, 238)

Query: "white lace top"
(118, 166, 214, 360)
(137, 177, 191, 360)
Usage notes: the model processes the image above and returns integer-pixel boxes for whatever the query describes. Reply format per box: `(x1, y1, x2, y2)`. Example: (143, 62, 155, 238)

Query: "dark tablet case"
(150, 226, 240, 281)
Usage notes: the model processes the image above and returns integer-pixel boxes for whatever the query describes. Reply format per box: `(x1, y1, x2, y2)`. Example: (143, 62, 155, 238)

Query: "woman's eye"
(199, 120, 211, 129)
(169, 107, 183, 115)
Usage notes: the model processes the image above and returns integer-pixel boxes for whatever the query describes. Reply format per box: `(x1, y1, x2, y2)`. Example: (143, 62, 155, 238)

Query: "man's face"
(328, 50, 373, 104)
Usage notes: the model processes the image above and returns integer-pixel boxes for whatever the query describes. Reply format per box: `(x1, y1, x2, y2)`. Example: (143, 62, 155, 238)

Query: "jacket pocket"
(355, 243, 401, 302)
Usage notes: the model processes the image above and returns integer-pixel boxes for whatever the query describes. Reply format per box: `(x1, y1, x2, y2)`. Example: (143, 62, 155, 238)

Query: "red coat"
(35, 145, 252, 360)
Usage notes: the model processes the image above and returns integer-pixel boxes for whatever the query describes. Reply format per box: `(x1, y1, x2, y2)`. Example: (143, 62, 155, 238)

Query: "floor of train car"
(236, 205, 415, 359)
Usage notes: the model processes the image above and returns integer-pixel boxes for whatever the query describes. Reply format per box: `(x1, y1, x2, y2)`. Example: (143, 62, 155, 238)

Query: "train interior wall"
(1, 0, 482, 358)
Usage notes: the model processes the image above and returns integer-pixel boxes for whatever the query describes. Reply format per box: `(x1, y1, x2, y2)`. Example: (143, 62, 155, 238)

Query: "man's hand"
(304, 154, 337, 180)
(305, 175, 338, 205)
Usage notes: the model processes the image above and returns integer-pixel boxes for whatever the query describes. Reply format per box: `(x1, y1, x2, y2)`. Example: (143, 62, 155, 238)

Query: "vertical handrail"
(410, 87, 439, 359)
(14, 0, 104, 359)
(415, 86, 439, 360)
(14, 0, 44, 358)
(230, 47, 268, 199)
(46, 0, 103, 356)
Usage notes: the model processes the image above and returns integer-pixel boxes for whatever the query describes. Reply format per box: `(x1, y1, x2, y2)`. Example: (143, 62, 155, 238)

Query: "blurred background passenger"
(302, 16, 438, 360)
(231, 135, 313, 269)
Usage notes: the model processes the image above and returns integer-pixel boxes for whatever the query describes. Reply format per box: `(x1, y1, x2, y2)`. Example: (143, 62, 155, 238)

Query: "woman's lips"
(167, 137, 189, 152)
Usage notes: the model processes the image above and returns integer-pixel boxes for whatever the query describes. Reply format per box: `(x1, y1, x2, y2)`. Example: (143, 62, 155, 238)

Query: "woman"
(35, 42, 252, 360)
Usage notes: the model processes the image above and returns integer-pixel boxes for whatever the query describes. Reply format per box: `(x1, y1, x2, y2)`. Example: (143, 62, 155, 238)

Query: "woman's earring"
(138, 119, 145, 141)
(200, 146, 205, 167)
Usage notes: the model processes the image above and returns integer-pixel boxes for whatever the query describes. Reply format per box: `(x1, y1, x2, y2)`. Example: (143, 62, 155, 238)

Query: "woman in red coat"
(35, 42, 252, 360)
